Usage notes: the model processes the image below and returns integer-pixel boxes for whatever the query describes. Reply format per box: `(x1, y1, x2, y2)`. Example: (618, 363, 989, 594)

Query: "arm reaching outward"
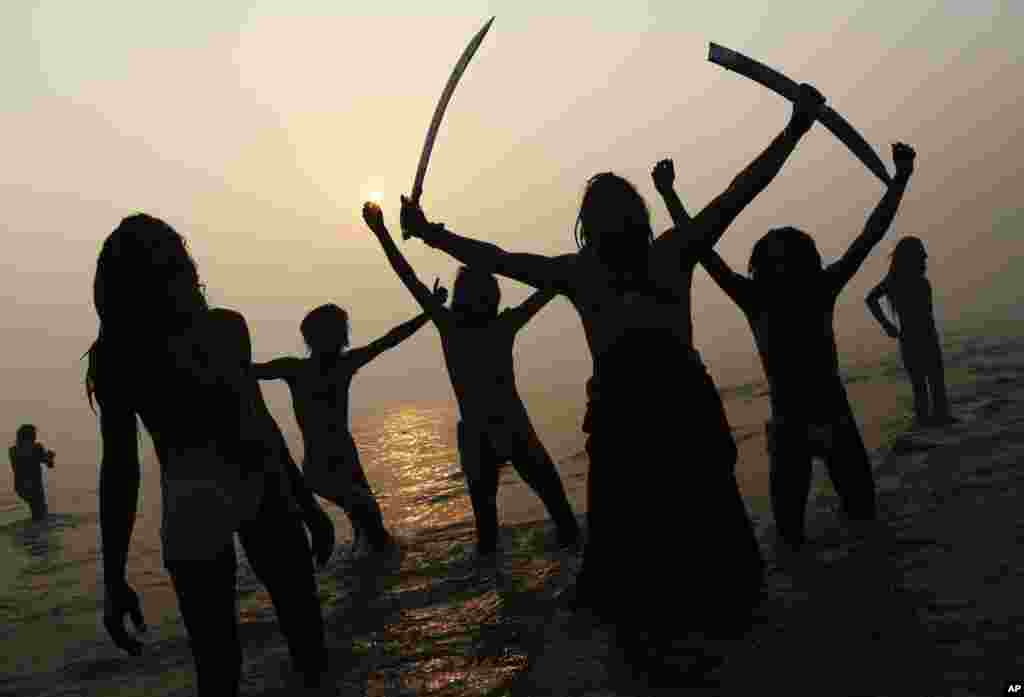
(866, 281, 900, 338)
(348, 287, 444, 370)
(252, 357, 301, 382)
(829, 142, 916, 290)
(505, 287, 558, 332)
(397, 197, 575, 292)
(653, 83, 827, 264)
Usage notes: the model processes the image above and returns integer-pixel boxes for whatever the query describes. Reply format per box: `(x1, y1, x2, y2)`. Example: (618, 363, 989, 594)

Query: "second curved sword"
(709, 42, 892, 186)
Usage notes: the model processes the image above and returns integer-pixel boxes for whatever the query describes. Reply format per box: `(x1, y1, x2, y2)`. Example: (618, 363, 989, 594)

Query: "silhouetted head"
(15, 424, 36, 444)
(93, 213, 207, 333)
(574, 173, 653, 276)
(749, 227, 823, 285)
(301, 304, 350, 356)
(890, 236, 927, 278)
(451, 266, 500, 325)
(86, 213, 208, 409)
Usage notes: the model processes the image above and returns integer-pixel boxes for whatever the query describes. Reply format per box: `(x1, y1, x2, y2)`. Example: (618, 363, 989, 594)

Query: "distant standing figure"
(866, 236, 954, 427)
(253, 299, 440, 557)
(8, 424, 55, 521)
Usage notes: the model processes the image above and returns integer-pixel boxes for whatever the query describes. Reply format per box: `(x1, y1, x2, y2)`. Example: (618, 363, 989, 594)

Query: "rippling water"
(0, 326, 1014, 693)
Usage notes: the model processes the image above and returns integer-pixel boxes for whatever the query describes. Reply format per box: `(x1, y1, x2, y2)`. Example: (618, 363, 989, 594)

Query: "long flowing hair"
(883, 236, 926, 320)
(573, 172, 654, 289)
(84, 214, 207, 412)
(748, 226, 822, 280)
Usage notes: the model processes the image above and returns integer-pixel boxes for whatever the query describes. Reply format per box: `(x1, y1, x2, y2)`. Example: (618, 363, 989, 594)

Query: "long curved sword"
(709, 42, 892, 186)
(404, 17, 494, 238)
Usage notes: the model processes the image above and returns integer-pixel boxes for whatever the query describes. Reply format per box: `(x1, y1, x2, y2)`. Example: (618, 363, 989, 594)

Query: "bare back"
(561, 248, 695, 375)
(278, 356, 359, 458)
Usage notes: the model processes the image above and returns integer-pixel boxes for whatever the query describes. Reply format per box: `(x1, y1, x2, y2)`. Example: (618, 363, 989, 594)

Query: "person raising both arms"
(656, 142, 916, 558)
(394, 84, 826, 684)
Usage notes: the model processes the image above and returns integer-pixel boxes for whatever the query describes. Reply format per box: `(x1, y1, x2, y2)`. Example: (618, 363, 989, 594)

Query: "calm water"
(0, 325, 1012, 691)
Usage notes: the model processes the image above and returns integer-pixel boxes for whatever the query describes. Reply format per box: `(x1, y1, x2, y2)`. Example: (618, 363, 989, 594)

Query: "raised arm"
(652, 158, 693, 230)
(828, 143, 916, 290)
(505, 287, 558, 332)
(653, 84, 826, 264)
(252, 357, 301, 382)
(865, 280, 899, 338)
(399, 196, 575, 293)
(363, 202, 452, 327)
(347, 302, 439, 370)
(700, 250, 758, 310)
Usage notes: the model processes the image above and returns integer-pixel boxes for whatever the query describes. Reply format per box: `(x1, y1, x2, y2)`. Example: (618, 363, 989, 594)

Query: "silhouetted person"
(363, 203, 581, 563)
(673, 143, 916, 557)
(85, 213, 331, 696)
(9, 424, 54, 521)
(253, 299, 441, 557)
(866, 236, 954, 427)
(394, 84, 826, 683)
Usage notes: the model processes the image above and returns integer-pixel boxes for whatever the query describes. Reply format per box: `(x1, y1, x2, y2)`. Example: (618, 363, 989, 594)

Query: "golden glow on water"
(362, 404, 470, 533)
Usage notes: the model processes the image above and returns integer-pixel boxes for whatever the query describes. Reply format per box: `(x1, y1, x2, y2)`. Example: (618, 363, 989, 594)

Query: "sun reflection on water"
(358, 404, 471, 535)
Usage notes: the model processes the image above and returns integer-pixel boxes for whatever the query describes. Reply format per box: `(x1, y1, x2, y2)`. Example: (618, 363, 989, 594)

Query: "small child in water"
(866, 236, 954, 427)
(253, 296, 442, 557)
(9, 424, 55, 521)
(363, 202, 581, 562)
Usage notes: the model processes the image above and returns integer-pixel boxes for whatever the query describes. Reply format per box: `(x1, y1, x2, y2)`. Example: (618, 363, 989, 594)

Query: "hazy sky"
(2, 1, 1022, 466)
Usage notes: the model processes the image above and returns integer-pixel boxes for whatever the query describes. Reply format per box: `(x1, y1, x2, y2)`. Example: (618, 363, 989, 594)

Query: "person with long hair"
(86, 214, 331, 696)
(678, 143, 917, 559)
(866, 236, 954, 427)
(253, 295, 444, 558)
(362, 203, 581, 565)
(393, 85, 826, 684)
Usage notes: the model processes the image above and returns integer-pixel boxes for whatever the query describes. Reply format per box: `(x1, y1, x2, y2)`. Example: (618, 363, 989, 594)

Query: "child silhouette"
(254, 298, 441, 557)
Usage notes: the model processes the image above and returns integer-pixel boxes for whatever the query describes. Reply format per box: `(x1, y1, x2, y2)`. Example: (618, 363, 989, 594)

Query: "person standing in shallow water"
(866, 236, 955, 428)
(86, 214, 332, 696)
(395, 84, 827, 684)
(9, 424, 55, 521)
(674, 143, 917, 557)
(362, 203, 582, 563)
(253, 296, 444, 558)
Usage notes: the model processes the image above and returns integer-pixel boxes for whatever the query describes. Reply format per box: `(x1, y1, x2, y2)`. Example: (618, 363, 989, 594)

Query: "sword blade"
(708, 42, 892, 186)
(410, 17, 494, 206)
